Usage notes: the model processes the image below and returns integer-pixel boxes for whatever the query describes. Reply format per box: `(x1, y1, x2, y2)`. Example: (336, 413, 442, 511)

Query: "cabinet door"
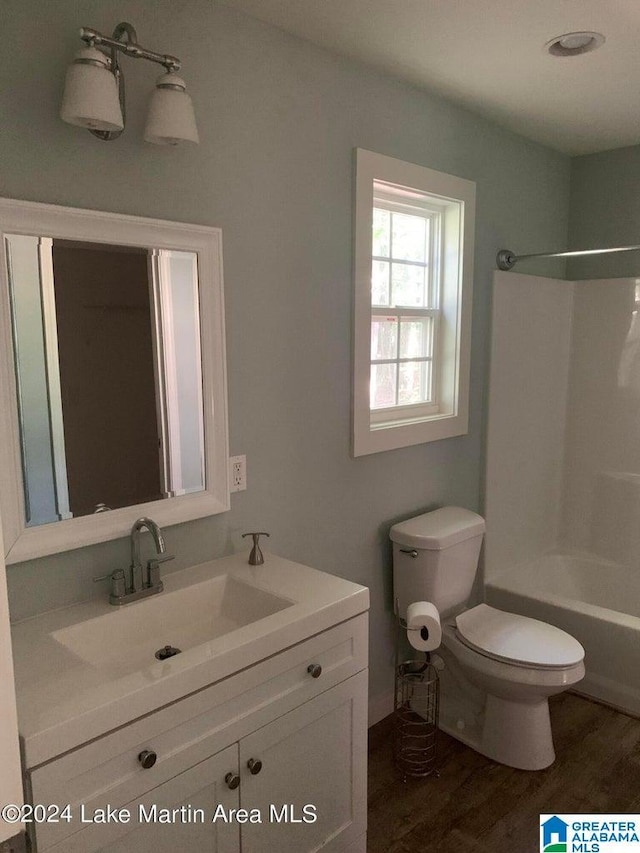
(46, 745, 240, 853)
(239, 670, 367, 853)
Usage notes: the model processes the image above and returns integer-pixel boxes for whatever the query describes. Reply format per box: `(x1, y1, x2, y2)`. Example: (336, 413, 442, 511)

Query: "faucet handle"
(93, 569, 126, 600)
(242, 532, 270, 566)
(150, 553, 175, 565)
(93, 569, 124, 583)
(146, 554, 173, 589)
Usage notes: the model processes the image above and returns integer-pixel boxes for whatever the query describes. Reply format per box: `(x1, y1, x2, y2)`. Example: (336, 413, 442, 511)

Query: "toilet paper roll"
(406, 601, 442, 652)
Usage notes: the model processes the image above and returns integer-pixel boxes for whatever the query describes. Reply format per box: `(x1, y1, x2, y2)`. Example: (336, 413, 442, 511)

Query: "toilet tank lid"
(389, 506, 485, 550)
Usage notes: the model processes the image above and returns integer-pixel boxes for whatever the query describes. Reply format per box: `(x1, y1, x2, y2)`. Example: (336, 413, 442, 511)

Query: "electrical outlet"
(229, 455, 247, 492)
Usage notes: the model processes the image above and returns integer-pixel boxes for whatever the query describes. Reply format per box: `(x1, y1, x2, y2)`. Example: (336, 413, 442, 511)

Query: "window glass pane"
(398, 361, 432, 405)
(371, 261, 390, 306)
(371, 363, 397, 409)
(373, 208, 390, 257)
(400, 318, 433, 359)
(371, 317, 398, 360)
(392, 212, 427, 262)
(391, 263, 426, 307)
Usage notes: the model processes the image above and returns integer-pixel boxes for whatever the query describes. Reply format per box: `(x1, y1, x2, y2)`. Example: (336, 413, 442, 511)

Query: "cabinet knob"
(225, 772, 241, 790)
(247, 757, 262, 775)
(307, 663, 322, 679)
(138, 749, 157, 769)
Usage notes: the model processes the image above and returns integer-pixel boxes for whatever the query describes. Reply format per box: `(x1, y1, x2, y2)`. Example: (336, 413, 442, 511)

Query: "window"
(353, 149, 475, 456)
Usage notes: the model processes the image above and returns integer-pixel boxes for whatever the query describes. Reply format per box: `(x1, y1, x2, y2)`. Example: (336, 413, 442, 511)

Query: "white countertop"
(11, 552, 369, 768)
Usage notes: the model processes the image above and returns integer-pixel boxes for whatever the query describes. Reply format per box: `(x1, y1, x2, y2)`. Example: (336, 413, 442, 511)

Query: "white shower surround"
(485, 271, 640, 714)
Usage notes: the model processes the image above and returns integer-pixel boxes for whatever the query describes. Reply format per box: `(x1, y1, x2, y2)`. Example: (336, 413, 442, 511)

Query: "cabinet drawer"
(30, 613, 367, 851)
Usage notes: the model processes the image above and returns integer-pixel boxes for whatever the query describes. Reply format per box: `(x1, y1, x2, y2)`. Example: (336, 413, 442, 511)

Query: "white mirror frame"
(0, 198, 229, 564)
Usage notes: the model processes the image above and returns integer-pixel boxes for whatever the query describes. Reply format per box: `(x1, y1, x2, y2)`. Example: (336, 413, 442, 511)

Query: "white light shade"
(144, 73, 199, 145)
(60, 47, 124, 132)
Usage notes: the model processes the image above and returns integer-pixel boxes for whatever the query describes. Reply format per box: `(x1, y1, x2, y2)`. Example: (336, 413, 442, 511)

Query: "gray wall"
(569, 144, 640, 279)
(0, 0, 571, 713)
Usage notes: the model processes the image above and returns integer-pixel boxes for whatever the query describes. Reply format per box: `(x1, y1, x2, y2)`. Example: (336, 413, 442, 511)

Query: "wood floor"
(368, 692, 640, 853)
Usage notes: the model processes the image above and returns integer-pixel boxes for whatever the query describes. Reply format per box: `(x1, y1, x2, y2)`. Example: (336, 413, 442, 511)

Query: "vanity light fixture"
(60, 22, 199, 145)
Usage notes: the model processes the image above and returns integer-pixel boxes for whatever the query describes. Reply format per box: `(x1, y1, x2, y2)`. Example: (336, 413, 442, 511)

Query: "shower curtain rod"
(496, 244, 640, 271)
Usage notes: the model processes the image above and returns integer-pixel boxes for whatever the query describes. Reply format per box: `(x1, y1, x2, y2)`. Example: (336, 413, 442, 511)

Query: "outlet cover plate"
(229, 455, 247, 493)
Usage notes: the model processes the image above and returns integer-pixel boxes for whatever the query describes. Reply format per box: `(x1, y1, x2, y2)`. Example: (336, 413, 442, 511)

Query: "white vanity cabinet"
(25, 614, 368, 853)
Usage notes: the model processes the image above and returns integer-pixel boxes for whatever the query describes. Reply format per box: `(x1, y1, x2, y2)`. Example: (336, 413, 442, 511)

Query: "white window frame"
(353, 149, 475, 456)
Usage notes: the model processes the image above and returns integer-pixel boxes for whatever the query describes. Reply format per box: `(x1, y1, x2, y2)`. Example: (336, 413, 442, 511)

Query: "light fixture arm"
(78, 23, 181, 142)
(80, 24, 181, 72)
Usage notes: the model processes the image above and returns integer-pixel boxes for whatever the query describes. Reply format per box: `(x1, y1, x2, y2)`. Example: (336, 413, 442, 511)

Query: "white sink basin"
(52, 574, 293, 677)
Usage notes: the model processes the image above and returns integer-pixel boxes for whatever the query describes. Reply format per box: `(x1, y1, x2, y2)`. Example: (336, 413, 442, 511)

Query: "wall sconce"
(60, 22, 199, 145)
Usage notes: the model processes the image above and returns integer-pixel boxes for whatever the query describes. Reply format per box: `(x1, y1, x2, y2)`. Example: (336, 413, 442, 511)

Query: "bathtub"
(485, 553, 640, 716)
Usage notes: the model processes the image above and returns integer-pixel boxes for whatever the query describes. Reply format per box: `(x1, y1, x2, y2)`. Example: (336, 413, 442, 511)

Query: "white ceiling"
(219, 0, 640, 156)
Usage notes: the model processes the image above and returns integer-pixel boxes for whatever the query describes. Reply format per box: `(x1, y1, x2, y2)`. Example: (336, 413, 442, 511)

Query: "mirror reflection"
(6, 236, 205, 527)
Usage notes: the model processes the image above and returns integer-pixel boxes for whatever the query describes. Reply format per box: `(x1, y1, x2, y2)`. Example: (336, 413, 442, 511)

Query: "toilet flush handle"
(399, 548, 419, 558)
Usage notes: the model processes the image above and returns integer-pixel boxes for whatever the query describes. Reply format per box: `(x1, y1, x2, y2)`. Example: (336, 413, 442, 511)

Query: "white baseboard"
(368, 690, 393, 727)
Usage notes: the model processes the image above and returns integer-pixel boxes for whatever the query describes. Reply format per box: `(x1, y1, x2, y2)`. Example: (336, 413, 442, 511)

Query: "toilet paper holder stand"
(392, 598, 440, 779)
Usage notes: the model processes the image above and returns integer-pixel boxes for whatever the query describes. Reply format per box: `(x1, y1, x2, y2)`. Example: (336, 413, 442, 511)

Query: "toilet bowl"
(391, 507, 585, 770)
(440, 604, 585, 769)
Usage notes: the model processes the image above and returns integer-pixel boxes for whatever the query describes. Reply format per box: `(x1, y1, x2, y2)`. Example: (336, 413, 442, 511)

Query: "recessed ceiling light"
(545, 31, 605, 56)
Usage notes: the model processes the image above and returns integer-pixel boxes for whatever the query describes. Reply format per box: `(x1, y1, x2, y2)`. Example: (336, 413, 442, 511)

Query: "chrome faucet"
(128, 517, 174, 597)
(93, 517, 174, 605)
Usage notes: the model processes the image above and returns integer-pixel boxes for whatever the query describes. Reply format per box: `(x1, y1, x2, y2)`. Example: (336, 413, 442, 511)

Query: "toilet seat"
(455, 604, 584, 669)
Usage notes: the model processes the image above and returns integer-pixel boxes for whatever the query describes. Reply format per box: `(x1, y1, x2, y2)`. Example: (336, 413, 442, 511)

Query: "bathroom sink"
(12, 552, 369, 767)
(52, 574, 293, 677)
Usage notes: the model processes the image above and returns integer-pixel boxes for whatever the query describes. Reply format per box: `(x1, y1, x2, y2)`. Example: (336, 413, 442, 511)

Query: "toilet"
(391, 506, 585, 770)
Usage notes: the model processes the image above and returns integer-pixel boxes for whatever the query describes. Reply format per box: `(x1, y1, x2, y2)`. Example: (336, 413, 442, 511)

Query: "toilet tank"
(390, 507, 485, 618)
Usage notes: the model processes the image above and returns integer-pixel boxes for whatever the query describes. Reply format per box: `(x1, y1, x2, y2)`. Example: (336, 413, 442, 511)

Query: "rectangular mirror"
(0, 199, 229, 563)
